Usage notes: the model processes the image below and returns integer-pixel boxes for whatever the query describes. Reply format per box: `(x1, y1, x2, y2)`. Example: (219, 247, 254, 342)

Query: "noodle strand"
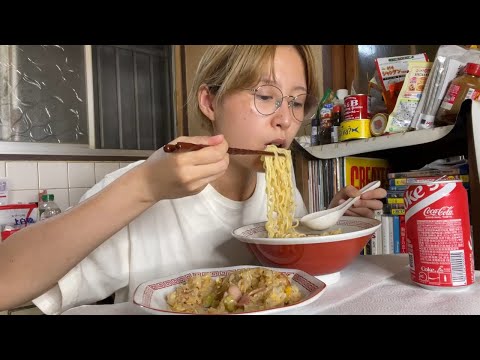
(262, 145, 304, 238)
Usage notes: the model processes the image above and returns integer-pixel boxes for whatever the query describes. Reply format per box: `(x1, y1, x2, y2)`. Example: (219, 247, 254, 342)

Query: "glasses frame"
(246, 84, 318, 122)
(207, 84, 319, 122)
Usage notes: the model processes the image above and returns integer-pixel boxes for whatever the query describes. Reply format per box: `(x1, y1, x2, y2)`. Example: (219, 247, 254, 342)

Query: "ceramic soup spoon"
(300, 180, 381, 231)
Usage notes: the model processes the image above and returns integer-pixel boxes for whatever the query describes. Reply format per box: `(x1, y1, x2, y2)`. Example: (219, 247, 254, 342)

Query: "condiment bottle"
(331, 105, 342, 143)
(435, 62, 480, 126)
(318, 103, 333, 145)
(311, 116, 319, 146)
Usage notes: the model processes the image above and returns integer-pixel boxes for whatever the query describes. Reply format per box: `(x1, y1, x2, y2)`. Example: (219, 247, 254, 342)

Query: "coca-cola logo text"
(423, 206, 454, 217)
(404, 184, 440, 208)
(404, 186, 425, 207)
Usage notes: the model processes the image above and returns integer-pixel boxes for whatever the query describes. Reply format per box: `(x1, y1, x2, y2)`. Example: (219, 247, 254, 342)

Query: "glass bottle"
(40, 194, 61, 220)
(331, 105, 342, 143)
(335, 89, 348, 115)
(310, 116, 319, 146)
(435, 62, 480, 126)
(318, 108, 333, 145)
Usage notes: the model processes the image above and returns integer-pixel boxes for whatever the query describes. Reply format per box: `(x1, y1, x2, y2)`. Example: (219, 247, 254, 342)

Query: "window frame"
(0, 45, 179, 160)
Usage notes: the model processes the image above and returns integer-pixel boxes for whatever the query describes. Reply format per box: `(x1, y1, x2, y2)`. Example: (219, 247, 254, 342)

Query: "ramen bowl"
(232, 216, 381, 285)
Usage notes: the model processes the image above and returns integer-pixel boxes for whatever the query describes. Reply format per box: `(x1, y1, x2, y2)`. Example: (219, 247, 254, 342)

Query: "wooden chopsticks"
(163, 142, 285, 157)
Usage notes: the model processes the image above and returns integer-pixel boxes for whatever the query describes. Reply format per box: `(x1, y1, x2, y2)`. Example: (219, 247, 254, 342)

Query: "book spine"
(393, 215, 400, 254)
(381, 215, 391, 254)
(388, 175, 468, 186)
(386, 197, 405, 204)
(388, 185, 408, 191)
(371, 209, 383, 255)
(387, 167, 467, 179)
(388, 216, 394, 254)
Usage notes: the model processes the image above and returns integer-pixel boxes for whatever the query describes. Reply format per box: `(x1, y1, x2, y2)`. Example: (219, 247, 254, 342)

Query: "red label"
(1, 228, 22, 241)
(404, 181, 474, 289)
(344, 94, 371, 120)
(440, 84, 461, 111)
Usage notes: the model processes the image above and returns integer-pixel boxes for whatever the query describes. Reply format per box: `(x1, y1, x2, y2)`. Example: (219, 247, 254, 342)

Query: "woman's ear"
(198, 84, 216, 122)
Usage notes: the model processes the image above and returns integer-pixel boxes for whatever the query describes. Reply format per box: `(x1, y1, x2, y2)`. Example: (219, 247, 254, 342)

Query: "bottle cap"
(42, 194, 49, 201)
(333, 105, 342, 113)
(465, 63, 480, 77)
(48, 194, 54, 201)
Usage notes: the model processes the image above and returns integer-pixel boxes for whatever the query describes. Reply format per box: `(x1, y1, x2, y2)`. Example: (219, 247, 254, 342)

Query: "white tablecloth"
(62, 254, 480, 315)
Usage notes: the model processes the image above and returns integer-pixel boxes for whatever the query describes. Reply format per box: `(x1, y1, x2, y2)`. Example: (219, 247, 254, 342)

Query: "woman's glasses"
(247, 84, 319, 122)
(208, 84, 319, 122)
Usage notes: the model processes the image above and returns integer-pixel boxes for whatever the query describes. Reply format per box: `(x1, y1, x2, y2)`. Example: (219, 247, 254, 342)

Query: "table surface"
(62, 254, 480, 315)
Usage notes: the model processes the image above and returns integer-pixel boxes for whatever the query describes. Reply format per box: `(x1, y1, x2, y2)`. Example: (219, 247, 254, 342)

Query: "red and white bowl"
(232, 216, 381, 284)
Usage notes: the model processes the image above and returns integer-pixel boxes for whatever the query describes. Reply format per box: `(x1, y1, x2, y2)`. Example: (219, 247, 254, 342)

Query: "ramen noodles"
(262, 145, 304, 238)
(166, 267, 303, 314)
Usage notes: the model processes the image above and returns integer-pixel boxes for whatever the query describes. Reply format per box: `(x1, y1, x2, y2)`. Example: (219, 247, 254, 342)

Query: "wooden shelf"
(295, 125, 454, 160)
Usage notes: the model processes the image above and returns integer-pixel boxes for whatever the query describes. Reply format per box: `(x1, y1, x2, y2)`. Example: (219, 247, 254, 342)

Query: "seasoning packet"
(385, 61, 432, 133)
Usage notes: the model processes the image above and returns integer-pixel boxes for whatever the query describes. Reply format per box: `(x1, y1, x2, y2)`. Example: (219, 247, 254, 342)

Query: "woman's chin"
(234, 156, 265, 172)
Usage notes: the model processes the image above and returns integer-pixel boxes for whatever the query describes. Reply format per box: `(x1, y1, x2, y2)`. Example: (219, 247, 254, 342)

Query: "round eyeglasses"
(247, 84, 319, 122)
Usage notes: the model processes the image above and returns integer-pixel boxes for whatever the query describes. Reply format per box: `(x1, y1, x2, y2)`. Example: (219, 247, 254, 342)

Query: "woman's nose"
(272, 98, 293, 128)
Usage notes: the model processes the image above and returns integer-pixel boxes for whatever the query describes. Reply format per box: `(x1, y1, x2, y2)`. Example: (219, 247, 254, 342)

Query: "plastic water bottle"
(40, 194, 61, 220)
(38, 194, 50, 219)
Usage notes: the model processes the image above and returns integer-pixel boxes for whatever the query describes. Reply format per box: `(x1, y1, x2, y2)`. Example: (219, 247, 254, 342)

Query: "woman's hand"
(328, 185, 387, 218)
(138, 134, 229, 203)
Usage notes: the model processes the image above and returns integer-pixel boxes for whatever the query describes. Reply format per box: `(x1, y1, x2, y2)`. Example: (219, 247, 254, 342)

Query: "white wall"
(1, 160, 134, 211)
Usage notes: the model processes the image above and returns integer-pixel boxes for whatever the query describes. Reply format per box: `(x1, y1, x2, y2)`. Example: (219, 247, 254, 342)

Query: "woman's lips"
(265, 139, 286, 148)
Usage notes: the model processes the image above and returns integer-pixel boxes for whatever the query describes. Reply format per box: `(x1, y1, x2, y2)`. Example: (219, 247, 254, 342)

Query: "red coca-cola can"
(404, 180, 474, 290)
(344, 94, 371, 120)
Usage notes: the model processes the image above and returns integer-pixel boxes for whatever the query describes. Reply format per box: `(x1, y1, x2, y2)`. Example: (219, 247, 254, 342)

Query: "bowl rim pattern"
(232, 216, 381, 245)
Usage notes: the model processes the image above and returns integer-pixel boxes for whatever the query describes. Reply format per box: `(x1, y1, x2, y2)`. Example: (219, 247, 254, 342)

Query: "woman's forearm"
(0, 164, 155, 310)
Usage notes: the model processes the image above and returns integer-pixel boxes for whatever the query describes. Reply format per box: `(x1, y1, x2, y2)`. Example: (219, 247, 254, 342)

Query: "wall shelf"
(295, 125, 454, 160)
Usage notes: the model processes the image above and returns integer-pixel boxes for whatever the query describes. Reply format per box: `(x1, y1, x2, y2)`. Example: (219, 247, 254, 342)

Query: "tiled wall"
(1, 160, 134, 211)
(0, 160, 134, 315)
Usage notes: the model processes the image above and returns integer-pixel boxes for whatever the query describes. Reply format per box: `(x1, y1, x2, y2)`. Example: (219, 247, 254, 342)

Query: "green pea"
(202, 293, 214, 308)
(223, 295, 236, 312)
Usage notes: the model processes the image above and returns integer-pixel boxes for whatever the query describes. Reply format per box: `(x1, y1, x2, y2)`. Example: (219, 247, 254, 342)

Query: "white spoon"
(300, 180, 381, 231)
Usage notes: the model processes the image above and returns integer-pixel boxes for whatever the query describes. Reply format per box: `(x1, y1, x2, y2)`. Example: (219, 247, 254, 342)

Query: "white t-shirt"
(33, 160, 308, 315)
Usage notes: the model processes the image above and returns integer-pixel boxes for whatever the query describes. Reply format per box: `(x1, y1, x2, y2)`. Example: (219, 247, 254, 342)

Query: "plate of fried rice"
(132, 265, 326, 315)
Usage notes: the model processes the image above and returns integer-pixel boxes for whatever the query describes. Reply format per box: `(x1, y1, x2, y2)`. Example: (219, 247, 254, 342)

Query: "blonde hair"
(189, 45, 320, 134)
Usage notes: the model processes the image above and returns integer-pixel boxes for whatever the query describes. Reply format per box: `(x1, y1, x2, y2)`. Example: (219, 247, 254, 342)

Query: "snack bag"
(375, 53, 429, 91)
(0, 203, 38, 227)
